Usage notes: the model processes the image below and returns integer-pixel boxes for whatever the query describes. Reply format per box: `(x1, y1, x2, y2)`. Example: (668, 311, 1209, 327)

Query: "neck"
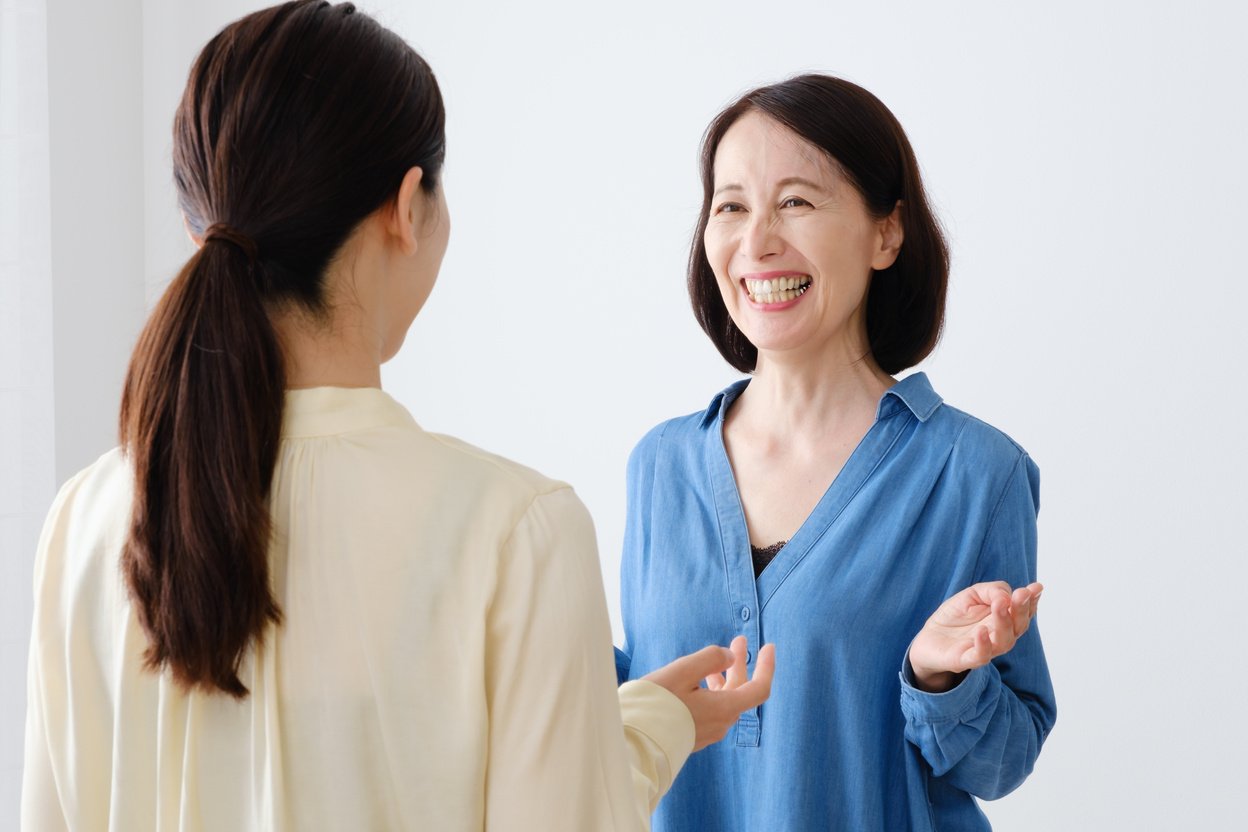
(269, 299, 385, 392)
(270, 306, 384, 390)
(734, 327, 895, 439)
(268, 235, 390, 391)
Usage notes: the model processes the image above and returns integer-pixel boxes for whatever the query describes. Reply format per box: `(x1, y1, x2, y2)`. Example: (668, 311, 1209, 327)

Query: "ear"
(384, 166, 427, 256)
(183, 213, 204, 250)
(872, 200, 905, 270)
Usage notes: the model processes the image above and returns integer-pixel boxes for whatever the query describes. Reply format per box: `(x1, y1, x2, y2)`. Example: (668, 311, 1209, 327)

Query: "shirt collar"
(875, 372, 943, 422)
(699, 372, 942, 428)
(282, 386, 417, 439)
(699, 379, 751, 428)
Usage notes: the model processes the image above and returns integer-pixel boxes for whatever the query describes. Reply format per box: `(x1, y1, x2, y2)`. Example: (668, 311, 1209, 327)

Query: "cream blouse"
(22, 387, 694, 831)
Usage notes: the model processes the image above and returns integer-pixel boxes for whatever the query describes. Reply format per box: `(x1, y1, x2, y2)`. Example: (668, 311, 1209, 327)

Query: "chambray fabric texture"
(616, 373, 1056, 831)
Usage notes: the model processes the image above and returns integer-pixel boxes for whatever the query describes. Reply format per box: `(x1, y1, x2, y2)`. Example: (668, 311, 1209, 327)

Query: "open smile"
(740, 273, 812, 308)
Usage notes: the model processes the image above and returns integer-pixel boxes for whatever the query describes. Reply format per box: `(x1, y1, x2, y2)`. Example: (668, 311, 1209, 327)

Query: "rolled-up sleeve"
(899, 453, 1057, 800)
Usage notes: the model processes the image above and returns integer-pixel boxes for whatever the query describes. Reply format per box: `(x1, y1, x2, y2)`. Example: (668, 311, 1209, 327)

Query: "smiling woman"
(689, 74, 948, 378)
(617, 74, 1055, 832)
(706, 112, 906, 361)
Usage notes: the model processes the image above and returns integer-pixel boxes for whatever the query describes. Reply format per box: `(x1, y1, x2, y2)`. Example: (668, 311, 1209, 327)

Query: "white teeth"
(745, 276, 812, 304)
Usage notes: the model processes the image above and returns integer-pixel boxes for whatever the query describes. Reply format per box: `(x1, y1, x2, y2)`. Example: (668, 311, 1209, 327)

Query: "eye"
(714, 202, 745, 215)
(781, 196, 811, 209)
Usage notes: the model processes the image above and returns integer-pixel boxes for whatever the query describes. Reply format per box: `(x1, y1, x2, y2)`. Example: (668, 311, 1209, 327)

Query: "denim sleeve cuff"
(614, 646, 632, 686)
(899, 652, 995, 724)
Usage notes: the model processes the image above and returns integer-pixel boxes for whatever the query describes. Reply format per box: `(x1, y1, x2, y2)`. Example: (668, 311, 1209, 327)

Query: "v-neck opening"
(706, 379, 919, 611)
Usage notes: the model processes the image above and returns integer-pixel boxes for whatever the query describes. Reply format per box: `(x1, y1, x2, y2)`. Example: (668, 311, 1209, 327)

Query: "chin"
(736, 322, 814, 355)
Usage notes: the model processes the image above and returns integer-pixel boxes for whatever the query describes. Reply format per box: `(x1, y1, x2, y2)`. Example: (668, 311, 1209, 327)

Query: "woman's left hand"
(907, 581, 1043, 693)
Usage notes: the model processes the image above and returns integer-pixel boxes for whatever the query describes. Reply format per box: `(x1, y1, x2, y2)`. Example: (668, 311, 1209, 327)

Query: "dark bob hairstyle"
(688, 74, 948, 375)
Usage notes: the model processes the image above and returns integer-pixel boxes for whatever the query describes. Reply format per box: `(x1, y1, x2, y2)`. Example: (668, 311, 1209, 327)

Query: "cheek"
(703, 219, 734, 261)
(803, 224, 875, 283)
(703, 228, 735, 287)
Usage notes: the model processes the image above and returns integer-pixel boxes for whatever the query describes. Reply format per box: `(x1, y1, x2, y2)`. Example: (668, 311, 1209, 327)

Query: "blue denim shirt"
(616, 373, 1056, 831)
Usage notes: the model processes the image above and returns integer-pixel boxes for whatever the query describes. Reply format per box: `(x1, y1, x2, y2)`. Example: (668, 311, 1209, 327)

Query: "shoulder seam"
(423, 432, 566, 498)
(970, 451, 1030, 579)
(497, 485, 577, 559)
(940, 404, 1027, 455)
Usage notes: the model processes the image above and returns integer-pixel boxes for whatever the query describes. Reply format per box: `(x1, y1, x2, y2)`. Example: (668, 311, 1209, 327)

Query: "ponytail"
(124, 0, 446, 697)
(120, 235, 284, 698)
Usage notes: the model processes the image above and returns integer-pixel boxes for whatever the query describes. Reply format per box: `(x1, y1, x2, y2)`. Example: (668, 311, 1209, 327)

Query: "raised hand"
(908, 581, 1043, 693)
(643, 636, 776, 751)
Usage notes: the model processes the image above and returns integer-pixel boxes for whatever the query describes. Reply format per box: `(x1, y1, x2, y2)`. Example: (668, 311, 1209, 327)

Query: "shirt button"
(746, 650, 753, 663)
(741, 606, 751, 621)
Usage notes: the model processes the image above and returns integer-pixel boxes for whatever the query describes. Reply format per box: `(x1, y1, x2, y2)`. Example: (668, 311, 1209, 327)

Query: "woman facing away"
(617, 75, 1056, 831)
(21, 3, 773, 830)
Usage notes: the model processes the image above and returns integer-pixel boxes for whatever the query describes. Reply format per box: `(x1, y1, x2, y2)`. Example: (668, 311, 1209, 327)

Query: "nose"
(740, 211, 782, 261)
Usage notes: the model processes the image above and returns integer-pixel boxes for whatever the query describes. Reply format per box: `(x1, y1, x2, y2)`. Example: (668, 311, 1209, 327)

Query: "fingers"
(969, 581, 1012, 606)
(648, 644, 734, 692)
(959, 625, 993, 669)
(1009, 587, 1031, 636)
(944, 582, 1010, 623)
(991, 595, 1019, 652)
(1009, 583, 1044, 638)
(722, 643, 775, 711)
(703, 636, 749, 691)
(724, 635, 748, 690)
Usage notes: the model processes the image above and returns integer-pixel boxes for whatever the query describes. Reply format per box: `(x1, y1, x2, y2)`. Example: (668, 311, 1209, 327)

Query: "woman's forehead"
(713, 112, 840, 188)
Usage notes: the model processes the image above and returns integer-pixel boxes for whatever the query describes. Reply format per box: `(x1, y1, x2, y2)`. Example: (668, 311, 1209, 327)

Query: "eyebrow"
(713, 176, 831, 198)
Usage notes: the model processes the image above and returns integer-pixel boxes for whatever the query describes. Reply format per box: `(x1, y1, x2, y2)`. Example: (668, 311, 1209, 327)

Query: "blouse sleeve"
(22, 637, 69, 831)
(21, 475, 77, 832)
(483, 487, 694, 831)
(898, 453, 1058, 800)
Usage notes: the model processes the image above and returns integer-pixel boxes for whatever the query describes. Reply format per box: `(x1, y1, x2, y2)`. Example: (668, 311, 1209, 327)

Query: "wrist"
(907, 654, 968, 693)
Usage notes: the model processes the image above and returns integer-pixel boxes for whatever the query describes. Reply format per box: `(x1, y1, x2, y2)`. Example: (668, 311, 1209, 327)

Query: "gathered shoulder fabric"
(23, 386, 693, 831)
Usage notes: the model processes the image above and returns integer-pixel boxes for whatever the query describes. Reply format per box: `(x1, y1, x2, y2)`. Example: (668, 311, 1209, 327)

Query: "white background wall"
(1, 0, 146, 813)
(4, 0, 1246, 827)
(0, 0, 55, 812)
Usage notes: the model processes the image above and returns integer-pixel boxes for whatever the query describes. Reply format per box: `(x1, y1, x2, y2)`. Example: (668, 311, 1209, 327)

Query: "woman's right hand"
(643, 636, 775, 752)
(908, 581, 1043, 692)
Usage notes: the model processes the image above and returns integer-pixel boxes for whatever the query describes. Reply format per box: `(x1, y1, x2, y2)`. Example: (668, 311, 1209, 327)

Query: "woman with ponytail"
(21, 3, 773, 830)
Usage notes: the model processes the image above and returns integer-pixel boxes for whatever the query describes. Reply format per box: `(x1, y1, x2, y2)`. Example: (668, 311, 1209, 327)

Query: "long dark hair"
(119, 0, 446, 697)
(688, 74, 949, 375)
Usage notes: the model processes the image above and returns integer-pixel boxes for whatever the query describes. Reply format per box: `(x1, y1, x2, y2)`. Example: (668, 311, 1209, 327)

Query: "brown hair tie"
(203, 223, 260, 263)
